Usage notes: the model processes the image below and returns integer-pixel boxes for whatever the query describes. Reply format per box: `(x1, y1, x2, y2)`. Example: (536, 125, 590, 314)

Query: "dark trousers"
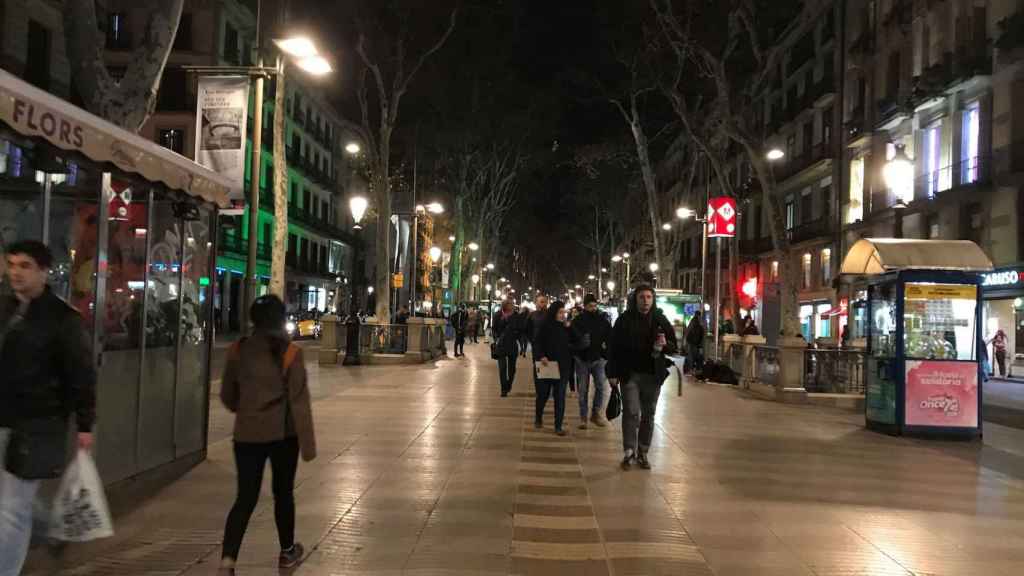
(498, 354, 517, 395)
(535, 377, 568, 430)
(996, 349, 1007, 376)
(222, 437, 300, 560)
(622, 373, 661, 455)
(455, 333, 466, 355)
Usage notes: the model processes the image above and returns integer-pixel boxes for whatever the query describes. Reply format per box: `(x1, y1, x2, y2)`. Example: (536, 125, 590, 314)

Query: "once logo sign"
(12, 98, 85, 148)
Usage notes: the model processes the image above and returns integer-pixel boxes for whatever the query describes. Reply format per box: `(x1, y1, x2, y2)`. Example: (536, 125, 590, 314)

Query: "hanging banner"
(195, 76, 249, 213)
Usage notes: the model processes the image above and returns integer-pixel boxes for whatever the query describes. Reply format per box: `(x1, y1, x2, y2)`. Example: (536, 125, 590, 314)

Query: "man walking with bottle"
(606, 284, 677, 470)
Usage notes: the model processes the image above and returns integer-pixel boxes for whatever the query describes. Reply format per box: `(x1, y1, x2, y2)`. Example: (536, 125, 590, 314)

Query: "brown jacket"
(221, 334, 316, 461)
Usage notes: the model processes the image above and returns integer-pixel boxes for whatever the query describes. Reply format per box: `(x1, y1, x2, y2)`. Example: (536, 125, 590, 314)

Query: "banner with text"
(195, 76, 249, 211)
(905, 360, 979, 428)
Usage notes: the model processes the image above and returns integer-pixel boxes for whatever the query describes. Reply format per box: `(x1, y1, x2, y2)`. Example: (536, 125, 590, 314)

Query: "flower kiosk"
(840, 239, 992, 438)
(0, 70, 231, 484)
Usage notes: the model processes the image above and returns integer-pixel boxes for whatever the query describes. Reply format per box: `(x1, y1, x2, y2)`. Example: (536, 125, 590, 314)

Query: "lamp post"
(884, 143, 913, 239)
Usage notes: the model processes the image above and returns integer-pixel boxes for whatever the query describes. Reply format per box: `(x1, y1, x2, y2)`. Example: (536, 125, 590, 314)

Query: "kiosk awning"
(840, 238, 994, 275)
(0, 69, 231, 207)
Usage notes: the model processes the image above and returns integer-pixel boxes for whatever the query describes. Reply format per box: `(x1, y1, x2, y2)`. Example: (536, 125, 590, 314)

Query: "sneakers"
(590, 414, 607, 427)
(636, 453, 651, 470)
(279, 543, 305, 569)
(578, 422, 588, 430)
(620, 452, 634, 470)
(556, 428, 568, 436)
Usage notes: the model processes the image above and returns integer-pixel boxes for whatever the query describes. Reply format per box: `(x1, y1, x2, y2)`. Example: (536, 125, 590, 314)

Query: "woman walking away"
(492, 300, 521, 397)
(534, 301, 574, 435)
(219, 295, 317, 575)
(989, 329, 1009, 377)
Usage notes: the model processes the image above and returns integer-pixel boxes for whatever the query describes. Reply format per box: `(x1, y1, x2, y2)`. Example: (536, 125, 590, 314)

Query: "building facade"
(102, 0, 361, 332)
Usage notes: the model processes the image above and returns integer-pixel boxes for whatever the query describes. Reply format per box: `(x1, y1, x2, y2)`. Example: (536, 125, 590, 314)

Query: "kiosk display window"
(866, 282, 898, 424)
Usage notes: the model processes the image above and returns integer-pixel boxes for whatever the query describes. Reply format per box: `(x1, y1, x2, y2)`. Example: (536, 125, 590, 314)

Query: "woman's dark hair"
(250, 295, 289, 357)
(546, 300, 565, 321)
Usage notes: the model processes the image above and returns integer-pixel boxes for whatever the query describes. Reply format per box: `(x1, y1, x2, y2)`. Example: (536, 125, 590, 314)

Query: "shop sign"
(981, 269, 1023, 289)
(905, 360, 978, 428)
(905, 283, 976, 300)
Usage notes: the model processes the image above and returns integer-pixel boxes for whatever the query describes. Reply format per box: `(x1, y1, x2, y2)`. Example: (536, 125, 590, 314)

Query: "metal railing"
(359, 324, 408, 354)
(801, 348, 865, 394)
(726, 341, 745, 375)
(914, 156, 990, 199)
(755, 346, 780, 387)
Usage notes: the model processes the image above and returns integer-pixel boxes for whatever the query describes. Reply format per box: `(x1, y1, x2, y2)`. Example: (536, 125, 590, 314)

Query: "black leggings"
(222, 437, 300, 560)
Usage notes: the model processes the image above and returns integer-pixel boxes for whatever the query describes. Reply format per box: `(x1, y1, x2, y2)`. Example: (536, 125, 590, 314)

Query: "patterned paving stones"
(23, 343, 1024, 575)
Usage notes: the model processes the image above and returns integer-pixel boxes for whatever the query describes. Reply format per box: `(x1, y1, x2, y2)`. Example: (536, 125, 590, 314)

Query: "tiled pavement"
(24, 342, 1024, 575)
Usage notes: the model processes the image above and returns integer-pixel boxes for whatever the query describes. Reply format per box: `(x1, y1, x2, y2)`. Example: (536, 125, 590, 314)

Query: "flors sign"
(707, 197, 737, 238)
(12, 99, 84, 148)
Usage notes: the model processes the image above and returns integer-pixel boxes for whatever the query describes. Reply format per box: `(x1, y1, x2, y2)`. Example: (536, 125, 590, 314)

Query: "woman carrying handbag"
(219, 295, 317, 575)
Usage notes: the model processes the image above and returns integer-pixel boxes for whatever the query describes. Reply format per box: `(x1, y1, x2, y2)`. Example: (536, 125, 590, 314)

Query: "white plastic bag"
(48, 450, 114, 542)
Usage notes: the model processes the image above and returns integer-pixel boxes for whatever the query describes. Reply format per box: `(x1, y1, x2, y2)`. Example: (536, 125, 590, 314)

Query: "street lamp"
(676, 207, 696, 219)
(472, 274, 480, 283)
(349, 195, 368, 230)
(468, 242, 480, 251)
(486, 262, 495, 270)
(649, 262, 659, 273)
(448, 235, 456, 242)
(429, 246, 442, 262)
(588, 274, 595, 280)
(345, 142, 361, 155)
(417, 202, 444, 215)
(885, 143, 914, 238)
(766, 148, 785, 161)
(612, 255, 622, 263)
(662, 222, 672, 231)
(607, 280, 616, 292)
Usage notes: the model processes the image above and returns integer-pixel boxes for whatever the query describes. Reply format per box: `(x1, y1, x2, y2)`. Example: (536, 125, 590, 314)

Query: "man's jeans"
(575, 358, 609, 421)
(0, 428, 41, 576)
(621, 373, 662, 456)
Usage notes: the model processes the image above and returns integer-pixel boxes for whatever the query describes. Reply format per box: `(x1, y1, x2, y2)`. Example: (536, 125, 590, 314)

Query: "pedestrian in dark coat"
(451, 304, 469, 357)
(492, 300, 521, 397)
(534, 301, 574, 435)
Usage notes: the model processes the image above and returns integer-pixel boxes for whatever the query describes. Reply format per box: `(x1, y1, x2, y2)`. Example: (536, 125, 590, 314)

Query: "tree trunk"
(270, 68, 288, 297)
(374, 151, 392, 323)
(630, 118, 663, 268)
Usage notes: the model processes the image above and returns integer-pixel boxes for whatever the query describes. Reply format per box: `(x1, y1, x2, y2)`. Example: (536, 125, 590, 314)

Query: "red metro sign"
(707, 197, 737, 238)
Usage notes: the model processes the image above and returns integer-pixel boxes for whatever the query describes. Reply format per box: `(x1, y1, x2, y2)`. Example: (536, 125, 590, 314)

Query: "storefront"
(980, 265, 1024, 376)
(0, 71, 230, 483)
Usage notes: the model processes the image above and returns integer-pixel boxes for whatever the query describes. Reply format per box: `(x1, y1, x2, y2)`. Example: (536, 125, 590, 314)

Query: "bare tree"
(64, 0, 184, 131)
(337, 5, 459, 322)
(652, 0, 813, 336)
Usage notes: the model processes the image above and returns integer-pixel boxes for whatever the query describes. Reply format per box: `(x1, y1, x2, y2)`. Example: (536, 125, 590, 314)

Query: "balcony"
(219, 232, 271, 261)
(774, 143, 832, 181)
(787, 217, 831, 244)
(912, 156, 990, 200)
(740, 236, 774, 256)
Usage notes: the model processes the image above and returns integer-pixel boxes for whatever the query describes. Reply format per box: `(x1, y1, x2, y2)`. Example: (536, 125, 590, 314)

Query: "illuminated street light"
(662, 222, 672, 231)
(676, 207, 695, 219)
(425, 202, 445, 214)
(295, 55, 332, 76)
(486, 283, 492, 291)
(601, 268, 607, 273)
(606, 281, 616, 291)
(345, 142, 361, 155)
(588, 274, 595, 280)
(766, 148, 785, 161)
(274, 37, 318, 58)
(448, 235, 456, 242)
(472, 274, 480, 284)
(884, 143, 914, 208)
(367, 286, 375, 294)
(622, 252, 630, 259)
(468, 242, 480, 251)
(612, 255, 622, 263)
(486, 263, 495, 270)
(349, 195, 368, 229)
(649, 262, 659, 273)
(429, 246, 442, 263)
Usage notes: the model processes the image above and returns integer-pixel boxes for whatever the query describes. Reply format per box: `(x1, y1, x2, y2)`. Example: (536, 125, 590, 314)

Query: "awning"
(840, 238, 994, 275)
(0, 69, 231, 207)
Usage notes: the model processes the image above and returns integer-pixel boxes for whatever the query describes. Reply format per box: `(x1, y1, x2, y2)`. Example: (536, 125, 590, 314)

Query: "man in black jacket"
(491, 300, 520, 397)
(0, 241, 95, 573)
(571, 294, 612, 429)
(450, 304, 468, 357)
(606, 284, 677, 470)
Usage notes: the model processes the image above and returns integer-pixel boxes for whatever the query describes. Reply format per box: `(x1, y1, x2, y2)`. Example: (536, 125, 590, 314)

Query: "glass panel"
(816, 303, 832, 338)
(903, 283, 977, 360)
(49, 164, 101, 313)
(94, 175, 148, 483)
(866, 282, 898, 424)
(138, 190, 179, 470)
(0, 139, 44, 268)
(176, 205, 213, 457)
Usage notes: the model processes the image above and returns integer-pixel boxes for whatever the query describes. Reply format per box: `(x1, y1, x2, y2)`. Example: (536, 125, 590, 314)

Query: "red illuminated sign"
(707, 197, 737, 238)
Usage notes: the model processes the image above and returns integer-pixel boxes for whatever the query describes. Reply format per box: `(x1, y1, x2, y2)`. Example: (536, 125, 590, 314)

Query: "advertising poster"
(905, 360, 978, 428)
(195, 76, 249, 210)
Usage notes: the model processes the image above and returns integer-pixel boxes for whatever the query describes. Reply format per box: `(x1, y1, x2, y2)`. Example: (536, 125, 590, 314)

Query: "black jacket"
(0, 288, 96, 432)
(491, 311, 520, 356)
(450, 310, 468, 334)
(607, 304, 678, 385)
(570, 310, 612, 362)
(534, 317, 573, 380)
(525, 309, 547, 344)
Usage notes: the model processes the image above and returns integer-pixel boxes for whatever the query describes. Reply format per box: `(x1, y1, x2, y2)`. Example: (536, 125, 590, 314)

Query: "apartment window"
(26, 20, 51, 90)
(771, 260, 779, 281)
(802, 253, 813, 289)
(822, 107, 833, 148)
(303, 190, 311, 213)
(785, 197, 796, 230)
(106, 13, 128, 50)
(157, 128, 185, 154)
(174, 13, 193, 50)
(156, 68, 189, 111)
(886, 50, 901, 99)
(927, 213, 940, 239)
(801, 187, 813, 223)
(924, 122, 942, 197)
(821, 248, 832, 285)
(961, 102, 980, 184)
(803, 122, 814, 157)
(224, 23, 239, 64)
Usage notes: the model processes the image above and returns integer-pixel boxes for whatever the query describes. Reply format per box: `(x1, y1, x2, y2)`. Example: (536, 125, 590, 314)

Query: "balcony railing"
(775, 143, 831, 181)
(359, 324, 409, 355)
(219, 232, 271, 261)
(740, 236, 774, 256)
(913, 156, 990, 199)
(788, 217, 831, 244)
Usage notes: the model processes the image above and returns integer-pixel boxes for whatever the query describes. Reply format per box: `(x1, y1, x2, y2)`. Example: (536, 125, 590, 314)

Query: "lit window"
(924, 122, 943, 197)
(961, 102, 980, 185)
(802, 253, 812, 289)
(847, 157, 864, 223)
(821, 248, 832, 285)
(771, 260, 779, 281)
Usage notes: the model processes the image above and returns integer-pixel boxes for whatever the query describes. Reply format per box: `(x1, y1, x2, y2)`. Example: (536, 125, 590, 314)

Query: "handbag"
(5, 417, 70, 480)
(606, 386, 622, 421)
